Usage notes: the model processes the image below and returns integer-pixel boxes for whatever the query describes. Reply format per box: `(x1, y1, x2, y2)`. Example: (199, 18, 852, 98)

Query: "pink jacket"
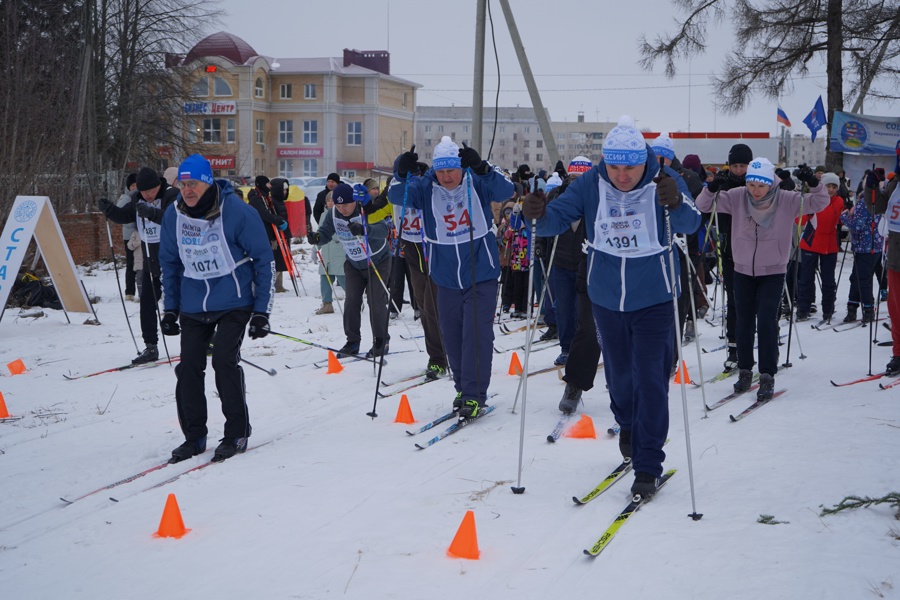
(696, 184, 830, 277)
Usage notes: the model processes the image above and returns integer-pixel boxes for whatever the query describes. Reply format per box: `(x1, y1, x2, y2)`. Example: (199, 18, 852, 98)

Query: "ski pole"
(268, 330, 383, 365)
(512, 213, 538, 496)
(271, 223, 301, 297)
(315, 247, 344, 316)
(660, 160, 701, 521)
(105, 219, 140, 354)
(239, 356, 276, 376)
(683, 249, 710, 416)
(140, 231, 173, 366)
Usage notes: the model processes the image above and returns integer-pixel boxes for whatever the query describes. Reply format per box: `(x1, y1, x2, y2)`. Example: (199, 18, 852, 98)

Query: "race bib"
(176, 201, 238, 280)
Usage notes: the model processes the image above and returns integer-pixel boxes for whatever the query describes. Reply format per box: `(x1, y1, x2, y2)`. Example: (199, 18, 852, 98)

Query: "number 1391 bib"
(589, 177, 663, 258)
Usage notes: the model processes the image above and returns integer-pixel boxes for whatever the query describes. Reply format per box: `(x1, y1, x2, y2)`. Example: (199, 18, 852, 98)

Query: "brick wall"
(57, 212, 127, 265)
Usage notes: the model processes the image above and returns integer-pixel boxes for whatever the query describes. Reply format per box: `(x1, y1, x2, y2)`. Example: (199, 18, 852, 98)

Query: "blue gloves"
(352, 183, 370, 206)
(276, 218, 289, 231)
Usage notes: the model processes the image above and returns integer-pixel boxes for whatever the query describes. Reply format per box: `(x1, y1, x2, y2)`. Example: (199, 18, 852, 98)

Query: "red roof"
(184, 32, 258, 66)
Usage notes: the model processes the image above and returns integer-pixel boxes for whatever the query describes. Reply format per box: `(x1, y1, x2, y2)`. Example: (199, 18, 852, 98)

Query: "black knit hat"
(255, 175, 270, 190)
(125, 172, 137, 189)
(327, 172, 341, 183)
(728, 144, 753, 166)
(136, 167, 160, 191)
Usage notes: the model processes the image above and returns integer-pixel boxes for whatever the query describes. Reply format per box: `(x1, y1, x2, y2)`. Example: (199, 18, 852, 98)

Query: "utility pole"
(471, 0, 486, 152)
(496, 0, 559, 166)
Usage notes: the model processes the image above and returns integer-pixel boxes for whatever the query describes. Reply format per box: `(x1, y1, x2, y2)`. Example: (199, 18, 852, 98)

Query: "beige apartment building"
(168, 32, 420, 180)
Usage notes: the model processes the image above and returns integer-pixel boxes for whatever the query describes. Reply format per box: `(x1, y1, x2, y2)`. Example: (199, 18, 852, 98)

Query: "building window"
(279, 159, 294, 177)
(226, 118, 236, 143)
(303, 120, 318, 144)
(402, 131, 407, 148)
(256, 119, 265, 144)
(402, 92, 408, 108)
(304, 83, 316, 99)
(425, 152, 432, 160)
(524, 153, 530, 162)
(536, 140, 543, 148)
(557, 133, 564, 140)
(255, 78, 264, 98)
(347, 121, 362, 146)
(213, 77, 232, 96)
(463, 125, 469, 133)
(523, 140, 530, 147)
(303, 159, 318, 177)
(202, 118, 221, 143)
(500, 126, 506, 133)
(192, 77, 208, 97)
(559, 144, 566, 150)
(342, 170, 357, 179)
(525, 127, 530, 133)
(187, 122, 198, 144)
(536, 153, 543, 162)
(279, 120, 293, 145)
(280, 83, 292, 99)
(425, 125, 431, 133)
(513, 133, 517, 140)
(437, 125, 444, 133)
(425, 138, 432, 147)
(499, 139, 505, 147)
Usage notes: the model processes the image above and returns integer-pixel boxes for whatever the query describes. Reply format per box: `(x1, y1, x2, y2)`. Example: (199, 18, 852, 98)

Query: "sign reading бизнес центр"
(0, 197, 92, 321)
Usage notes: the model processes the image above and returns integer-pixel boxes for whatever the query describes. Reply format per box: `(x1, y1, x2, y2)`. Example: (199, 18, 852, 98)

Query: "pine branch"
(819, 493, 900, 517)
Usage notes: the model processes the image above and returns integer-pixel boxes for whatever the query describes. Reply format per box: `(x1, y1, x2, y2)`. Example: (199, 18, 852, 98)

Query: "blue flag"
(803, 96, 827, 142)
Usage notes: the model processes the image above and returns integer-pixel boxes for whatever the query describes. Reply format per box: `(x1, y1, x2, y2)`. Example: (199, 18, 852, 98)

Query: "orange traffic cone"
(447, 510, 480, 560)
(564, 414, 596, 439)
(0, 392, 10, 419)
(154, 493, 190, 539)
(7, 359, 26, 376)
(673, 360, 692, 384)
(394, 394, 416, 424)
(326, 351, 344, 374)
(508, 352, 523, 376)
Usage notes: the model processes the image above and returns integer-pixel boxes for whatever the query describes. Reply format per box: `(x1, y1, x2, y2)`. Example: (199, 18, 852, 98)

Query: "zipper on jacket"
(752, 222, 758, 277)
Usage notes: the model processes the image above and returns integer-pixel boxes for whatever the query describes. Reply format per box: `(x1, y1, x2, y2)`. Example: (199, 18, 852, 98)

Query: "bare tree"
(639, 0, 900, 170)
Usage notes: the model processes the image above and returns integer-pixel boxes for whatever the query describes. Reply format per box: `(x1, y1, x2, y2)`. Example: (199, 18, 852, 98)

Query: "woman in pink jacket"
(695, 159, 829, 401)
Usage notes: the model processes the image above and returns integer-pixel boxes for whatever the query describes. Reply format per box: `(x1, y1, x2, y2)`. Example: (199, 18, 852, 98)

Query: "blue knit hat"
(332, 183, 355, 204)
(178, 154, 213, 185)
(603, 116, 647, 166)
(650, 132, 675, 161)
(432, 136, 461, 171)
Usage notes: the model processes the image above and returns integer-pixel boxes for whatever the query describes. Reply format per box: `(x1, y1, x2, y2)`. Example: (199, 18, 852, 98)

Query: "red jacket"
(799, 195, 844, 254)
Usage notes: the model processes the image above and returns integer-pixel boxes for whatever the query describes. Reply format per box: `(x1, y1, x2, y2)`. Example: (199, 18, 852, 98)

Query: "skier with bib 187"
(389, 137, 514, 419)
(98, 167, 179, 365)
(522, 116, 702, 499)
(158, 154, 275, 464)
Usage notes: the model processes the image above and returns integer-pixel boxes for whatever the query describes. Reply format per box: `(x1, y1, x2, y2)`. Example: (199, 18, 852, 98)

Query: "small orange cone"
(447, 510, 480, 560)
(673, 360, 692, 384)
(0, 392, 10, 419)
(154, 493, 190, 539)
(7, 359, 26, 376)
(508, 352, 523, 376)
(326, 351, 344, 374)
(564, 414, 596, 439)
(394, 394, 416, 424)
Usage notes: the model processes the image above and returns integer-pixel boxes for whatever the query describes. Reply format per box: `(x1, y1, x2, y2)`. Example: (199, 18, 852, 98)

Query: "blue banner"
(830, 111, 900, 155)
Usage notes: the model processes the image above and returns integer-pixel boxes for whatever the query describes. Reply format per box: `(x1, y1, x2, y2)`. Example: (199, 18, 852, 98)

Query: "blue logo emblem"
(750, 161, 762, 169)
(633, 219, 642, 229)
(207, 233, 220, 242)
(14, 200, 38, 223)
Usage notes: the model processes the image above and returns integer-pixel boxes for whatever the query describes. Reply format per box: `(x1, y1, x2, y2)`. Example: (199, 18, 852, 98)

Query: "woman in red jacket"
(796, 172, 846, 322)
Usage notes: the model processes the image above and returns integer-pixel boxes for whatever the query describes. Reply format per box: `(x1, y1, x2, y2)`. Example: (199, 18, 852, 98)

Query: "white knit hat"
(602, 116, 647, 166)
(650, 132, 675, 160)
(568, 156, 593, 173)
(745, 158, 776, 186)
(432, 136, 461, 171)
(545, 173, 563, 193)
(821, 172, 840, 187)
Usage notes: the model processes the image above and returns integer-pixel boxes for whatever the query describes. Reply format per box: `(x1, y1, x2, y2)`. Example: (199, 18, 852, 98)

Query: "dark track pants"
(402, 241, 446, 368)
(437, 280, 497, 403)
(343, 258, 391, 347)
(733, 272, 784, 376)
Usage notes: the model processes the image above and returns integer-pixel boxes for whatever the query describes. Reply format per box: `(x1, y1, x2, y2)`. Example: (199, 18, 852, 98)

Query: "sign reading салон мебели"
(830, 111, 900, 155)
(183, 101, 236, 115)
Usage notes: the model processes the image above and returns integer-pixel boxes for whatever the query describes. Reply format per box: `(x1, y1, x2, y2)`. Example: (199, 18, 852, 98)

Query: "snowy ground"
(1, 245, 898, 600)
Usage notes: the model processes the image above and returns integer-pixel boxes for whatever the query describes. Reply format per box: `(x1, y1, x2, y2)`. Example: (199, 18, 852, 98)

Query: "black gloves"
(459, 143, 489, 175)
(654, 167, 681, 208)
(135, 202, 159, 221)
(348, 221, 365, 236)
(521, 191, 547, 220)
(775, 169, 796, 191)
(161, 311, 180, 336)
(793, 164, 819, 188)
(706, 170, 731, 193)
(396, 145, 418, 178)
(248, 313, 270, 339)
(865, 170, 880, 189)
(98, 198, 114, 216)
(307, 231, 319, 245)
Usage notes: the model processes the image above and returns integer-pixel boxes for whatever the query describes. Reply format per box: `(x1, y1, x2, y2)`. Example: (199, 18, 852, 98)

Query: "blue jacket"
(389, 166, 514, 289)
(159, 180, 275, 315)
(840, 197, 884, 254)
(535, 152, 701, 312)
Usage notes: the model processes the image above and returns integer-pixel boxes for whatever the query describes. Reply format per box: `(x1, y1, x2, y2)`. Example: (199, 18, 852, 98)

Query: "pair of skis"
(830, 371, 900, 389)
(405, 395, 498, 449)
(63, 356, 180, 380)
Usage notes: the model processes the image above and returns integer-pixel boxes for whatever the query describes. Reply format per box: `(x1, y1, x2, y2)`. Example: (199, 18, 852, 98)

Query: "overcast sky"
(214, 0, 897, 137)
